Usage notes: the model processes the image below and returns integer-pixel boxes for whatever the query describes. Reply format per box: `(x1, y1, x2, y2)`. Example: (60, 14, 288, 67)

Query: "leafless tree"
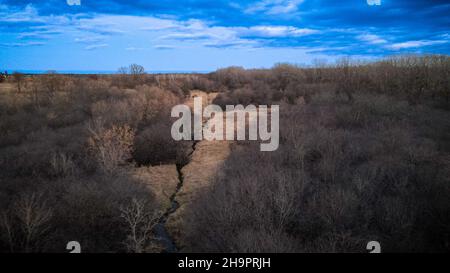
(0, 212, 15, 252)
(120, 198, 159, 253)
(115, 64, 145, 87)
(87, 121, 135, 175)
(0, 194, 53, 252)
(335, 57, 354, 101)
(12, 72, 24, 93)
(129, 64, 145, 75)
(40, 70, 64, 100)
(117, 66, 128, 74)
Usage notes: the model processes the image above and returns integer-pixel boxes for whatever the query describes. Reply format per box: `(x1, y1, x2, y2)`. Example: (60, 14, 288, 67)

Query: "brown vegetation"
(184, 55, 450, 253)
(0, 55, 449, 252)
(0, 66, 186, 252)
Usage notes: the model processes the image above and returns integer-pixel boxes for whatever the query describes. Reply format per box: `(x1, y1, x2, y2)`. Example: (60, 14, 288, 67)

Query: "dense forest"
(0, 55, 449, 252)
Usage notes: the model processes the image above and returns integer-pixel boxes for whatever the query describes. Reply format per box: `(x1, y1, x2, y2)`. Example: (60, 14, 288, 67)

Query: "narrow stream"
(154, 97, 213, 253)
(154, 140, 199, 253)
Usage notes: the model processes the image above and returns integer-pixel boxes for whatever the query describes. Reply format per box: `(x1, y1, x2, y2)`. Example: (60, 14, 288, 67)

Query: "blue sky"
(1, 0, 449, 72)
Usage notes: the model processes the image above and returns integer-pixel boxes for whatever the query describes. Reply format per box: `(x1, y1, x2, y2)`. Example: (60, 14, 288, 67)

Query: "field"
(0, 56, 449, 252)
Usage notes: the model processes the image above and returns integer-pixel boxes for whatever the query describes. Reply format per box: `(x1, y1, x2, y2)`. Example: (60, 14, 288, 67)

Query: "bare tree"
(16, 194, 53, 252)
(41, 70, 62, 97)
(0, 194, 53, 252)
(0, 212, 15, 252)
(87, 121, 135, 175)
(115, 64, 145, 87)
(28, 77, 42, 109)
(129, 64, 145, 75)
(335, 57, 354, 101)
(120, 198, 159, 253)
(12, 72, 24, 93)
(117, 66, 128, 74)
(129, 64, 146, 85)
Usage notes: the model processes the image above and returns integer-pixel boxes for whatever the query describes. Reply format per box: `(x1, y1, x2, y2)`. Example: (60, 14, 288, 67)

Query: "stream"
(153, 92, 215, 253)
(153, 140, 199, 253)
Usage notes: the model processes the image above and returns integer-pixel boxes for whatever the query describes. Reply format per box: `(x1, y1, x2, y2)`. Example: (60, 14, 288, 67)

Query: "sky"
(0, 0, 449, 72)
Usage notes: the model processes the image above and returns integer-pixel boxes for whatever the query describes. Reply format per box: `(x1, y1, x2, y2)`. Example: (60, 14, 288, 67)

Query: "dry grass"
(166, 140, 231, 249)
(0, 83, 15, 93)
(165, 90, 231, 249)
(130, 165, 180, 212)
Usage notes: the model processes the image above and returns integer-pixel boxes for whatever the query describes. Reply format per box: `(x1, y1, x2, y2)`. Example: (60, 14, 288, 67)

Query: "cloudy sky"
(1, 0, 449, 72)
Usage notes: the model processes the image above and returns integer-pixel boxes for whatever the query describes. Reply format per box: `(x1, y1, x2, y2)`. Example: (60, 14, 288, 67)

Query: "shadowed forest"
(0, 55, 449, 253)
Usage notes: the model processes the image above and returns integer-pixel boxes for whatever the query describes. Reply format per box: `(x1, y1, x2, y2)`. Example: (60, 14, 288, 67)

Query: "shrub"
(87, 122, 135, 175)
(12, 72, 24, 93)
(133, 120, 191, 166)
(185, 100, 450, 252)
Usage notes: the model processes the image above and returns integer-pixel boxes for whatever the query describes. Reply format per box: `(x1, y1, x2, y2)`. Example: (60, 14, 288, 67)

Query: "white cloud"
(153, 45, 176, 50)
(1, 3, 318, 51)
(158, 21, 319, 48)
(74, 36, 106, 43)
(0, 41, 46, 47)
(158, 21, 252, 48)
(0, 4, 42, 23)
(357, 34, 387, 44)
(243, 26, 319, 37)
(245, 0, 304, 15)
(0, 4, 70, 25)
(85, 43, 108, 50)
(125, 47, 147, 51)
(76, 16, 126, 35)
(387, 40, 447, 50)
